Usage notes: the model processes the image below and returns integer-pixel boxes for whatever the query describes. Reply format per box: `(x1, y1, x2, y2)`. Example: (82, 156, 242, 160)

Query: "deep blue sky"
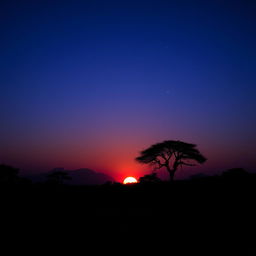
(1, 0, 256, 181)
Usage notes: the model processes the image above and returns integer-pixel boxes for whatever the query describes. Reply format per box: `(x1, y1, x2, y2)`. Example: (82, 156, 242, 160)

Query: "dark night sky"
(1, 0, 256, 181)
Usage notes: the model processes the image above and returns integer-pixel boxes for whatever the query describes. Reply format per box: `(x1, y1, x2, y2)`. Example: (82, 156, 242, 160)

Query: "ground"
(1, 177, 255, 255)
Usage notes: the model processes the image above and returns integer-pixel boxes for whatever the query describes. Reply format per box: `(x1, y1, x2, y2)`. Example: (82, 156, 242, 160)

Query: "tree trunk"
(169, 171, 175, 182)
(166, 166, 176, 182)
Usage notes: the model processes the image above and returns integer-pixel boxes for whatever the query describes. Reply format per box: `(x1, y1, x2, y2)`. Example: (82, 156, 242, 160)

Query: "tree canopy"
(136, 140, 207, 181)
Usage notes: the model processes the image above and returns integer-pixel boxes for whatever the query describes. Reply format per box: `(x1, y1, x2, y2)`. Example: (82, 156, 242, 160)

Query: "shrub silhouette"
(139, 173, 161, 184)
(136, 140, 207, 181)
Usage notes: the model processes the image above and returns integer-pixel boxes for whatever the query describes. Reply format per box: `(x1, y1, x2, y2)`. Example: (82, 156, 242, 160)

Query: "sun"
(123, 176, 138, 184)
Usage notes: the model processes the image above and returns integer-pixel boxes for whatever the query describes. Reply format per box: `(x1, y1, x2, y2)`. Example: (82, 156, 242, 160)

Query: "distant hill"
(26, 168, 114, 185)
(64, 168, 114, 185)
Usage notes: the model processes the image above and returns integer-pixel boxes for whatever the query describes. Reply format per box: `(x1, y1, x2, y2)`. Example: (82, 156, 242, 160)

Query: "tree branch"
(167, 151, 173, 161)
(180, 161, 196, 167)
(160, 153, 167, 161)
(152, 159, 165, 169)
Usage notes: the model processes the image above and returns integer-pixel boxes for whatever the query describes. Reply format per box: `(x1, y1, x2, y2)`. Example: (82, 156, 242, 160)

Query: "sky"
(1, 0, 256, 182)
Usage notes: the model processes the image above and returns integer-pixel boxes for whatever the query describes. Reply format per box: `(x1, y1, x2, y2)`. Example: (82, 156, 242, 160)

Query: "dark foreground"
(1, 175, 256, 255)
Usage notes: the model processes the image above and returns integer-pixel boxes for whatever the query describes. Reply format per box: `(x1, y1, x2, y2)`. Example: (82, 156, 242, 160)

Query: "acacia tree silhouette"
(136, 140, 207, 181)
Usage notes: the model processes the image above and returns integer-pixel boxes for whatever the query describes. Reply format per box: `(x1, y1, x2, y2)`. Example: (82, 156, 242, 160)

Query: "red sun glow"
(123, 177, 138, 184)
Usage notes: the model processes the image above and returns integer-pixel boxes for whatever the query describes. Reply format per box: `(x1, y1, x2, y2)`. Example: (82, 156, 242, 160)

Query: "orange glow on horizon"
(123, 176, 138, 184)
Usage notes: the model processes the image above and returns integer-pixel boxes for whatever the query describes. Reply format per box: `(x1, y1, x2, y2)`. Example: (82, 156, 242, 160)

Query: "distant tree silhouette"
(139, 173, 161, 184)
(136, 140, 207, 181)
(0, 164, 19, 184)
(47, 171, 71, 185)
(222, 168, 249, 179)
